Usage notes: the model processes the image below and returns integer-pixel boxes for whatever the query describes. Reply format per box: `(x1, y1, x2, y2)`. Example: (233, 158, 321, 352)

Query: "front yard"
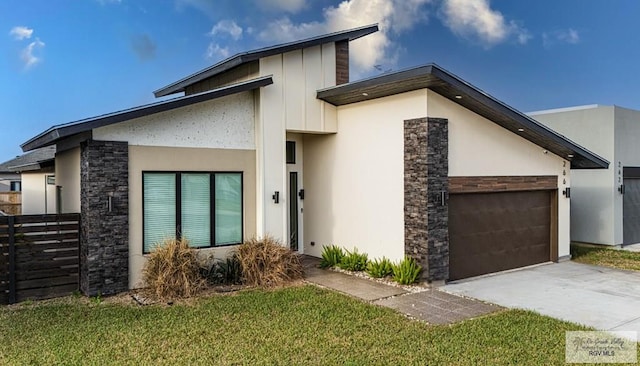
(571, 244, 640, 271)
(0, 285, 592, 365)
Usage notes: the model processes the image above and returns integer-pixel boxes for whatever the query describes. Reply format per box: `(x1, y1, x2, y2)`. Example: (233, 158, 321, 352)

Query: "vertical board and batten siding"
(0, 214, 80, 304)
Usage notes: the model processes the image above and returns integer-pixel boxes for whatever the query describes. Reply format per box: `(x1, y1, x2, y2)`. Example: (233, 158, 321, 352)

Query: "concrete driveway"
(442, 261, 640, 333)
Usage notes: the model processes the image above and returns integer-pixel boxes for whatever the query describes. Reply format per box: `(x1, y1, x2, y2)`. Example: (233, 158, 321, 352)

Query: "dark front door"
(289, 172, 298, 251)
(448, 190, 552, 281)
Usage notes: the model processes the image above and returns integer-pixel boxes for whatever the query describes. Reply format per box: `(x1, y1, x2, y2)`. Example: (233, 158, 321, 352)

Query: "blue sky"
(2, 0, 640, 162)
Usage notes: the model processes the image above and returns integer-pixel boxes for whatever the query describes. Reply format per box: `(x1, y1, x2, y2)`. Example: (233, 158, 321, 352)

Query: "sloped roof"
(153, 24, 379, 98)
(0, 146, 56, 173)
(22, 76, 273, 152)
(317, 64, 608, 169)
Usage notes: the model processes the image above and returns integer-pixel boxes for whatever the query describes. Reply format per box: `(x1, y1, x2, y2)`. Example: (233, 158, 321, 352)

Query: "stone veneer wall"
(80, 140, 129, 296)
(404, 117, 449, 282)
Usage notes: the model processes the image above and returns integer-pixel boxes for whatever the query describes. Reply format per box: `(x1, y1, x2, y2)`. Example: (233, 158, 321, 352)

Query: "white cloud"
(543, 28, 580, 48)
(258, 0, 432, 77)
(257, 0, 306, 13)
(440, 0, 530, 47)
(9, 26, 33, 40)
(206, 43, 230, 60)
(21, 38, 45, 69)
(210, 20, 243, 41)
(96, 0, 122, 4)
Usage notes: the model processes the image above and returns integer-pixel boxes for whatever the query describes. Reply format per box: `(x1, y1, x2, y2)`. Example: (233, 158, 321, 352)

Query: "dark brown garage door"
(449, 190, 552, 281)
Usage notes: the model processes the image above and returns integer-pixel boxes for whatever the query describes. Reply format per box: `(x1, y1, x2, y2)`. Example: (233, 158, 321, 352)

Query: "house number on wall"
(618, 161, 622, 183)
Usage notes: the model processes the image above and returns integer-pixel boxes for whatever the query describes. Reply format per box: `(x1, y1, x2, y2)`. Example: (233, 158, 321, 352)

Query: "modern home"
(0, 146, 56, 214)
(531, 105, 640, 246)
(21, 24, 607, 296)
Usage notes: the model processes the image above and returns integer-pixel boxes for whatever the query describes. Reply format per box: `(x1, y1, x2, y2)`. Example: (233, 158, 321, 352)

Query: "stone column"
(80, 139, 129, 296)
(404, 117, 449, 282)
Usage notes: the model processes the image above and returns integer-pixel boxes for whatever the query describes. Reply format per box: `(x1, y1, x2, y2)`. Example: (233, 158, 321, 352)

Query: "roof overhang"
(153, 24, 379, 98)
(8, 158, 55, 172)
(317, 64, 608, 169)
(22, 76, 273, 152)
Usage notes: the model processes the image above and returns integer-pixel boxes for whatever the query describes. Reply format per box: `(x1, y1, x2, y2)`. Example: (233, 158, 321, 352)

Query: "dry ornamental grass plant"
(142, 238, 206, 300)
(238, 236, 303, 287)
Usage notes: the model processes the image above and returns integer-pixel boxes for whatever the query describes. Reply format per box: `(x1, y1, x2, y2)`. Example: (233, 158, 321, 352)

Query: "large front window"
(143, 172, 243, 253)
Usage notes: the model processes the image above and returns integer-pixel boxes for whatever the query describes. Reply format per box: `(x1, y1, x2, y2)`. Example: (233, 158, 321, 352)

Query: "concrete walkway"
(443, 261, 640, 333)
(302, 256, 500, 325)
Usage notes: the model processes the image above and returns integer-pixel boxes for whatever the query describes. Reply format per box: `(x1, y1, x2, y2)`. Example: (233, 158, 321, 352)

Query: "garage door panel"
(623, 178, 640, 245)
(449, 190, 552, 281)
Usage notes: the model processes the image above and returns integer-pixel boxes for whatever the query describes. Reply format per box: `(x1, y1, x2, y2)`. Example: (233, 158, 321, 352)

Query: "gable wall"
(304, 89, 571, 263)
(185, 62, 259, 96)
(93, 91, 255, 150)
(427, 90, 570, 257)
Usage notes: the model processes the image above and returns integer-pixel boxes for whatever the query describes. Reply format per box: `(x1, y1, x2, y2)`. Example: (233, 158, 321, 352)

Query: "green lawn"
(571, 244, 640, 271)
(0, 285, 600, 365)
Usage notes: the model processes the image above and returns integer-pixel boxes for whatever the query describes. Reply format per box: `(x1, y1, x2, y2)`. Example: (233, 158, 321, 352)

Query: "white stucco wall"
(93, 91, 255, 150)
(55, 147, 81, 214)
(21, 171, 56, 214)
(429, 91, 571, 258)
(532, 105, 616, 245)
(305, 89, 572, 263)
(304, 90, 428, 262)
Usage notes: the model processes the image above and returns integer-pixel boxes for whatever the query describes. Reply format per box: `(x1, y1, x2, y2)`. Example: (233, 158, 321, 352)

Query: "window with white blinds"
(215, 173, 242, 245)
(143, 172, 243, 253)
(143, 173, 176, 252)
(181, 174, 211, 248)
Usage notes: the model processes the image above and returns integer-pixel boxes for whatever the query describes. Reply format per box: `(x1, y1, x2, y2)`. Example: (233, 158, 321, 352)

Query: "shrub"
(338, 248, 368, 271)
(201, 254, 243, 285)
(320, 245, 345, 268)
(237, 236, 303, 287)
(142, 238, 206, 300)
(366, 257, 394, 278)
(392, 257, 422, 285)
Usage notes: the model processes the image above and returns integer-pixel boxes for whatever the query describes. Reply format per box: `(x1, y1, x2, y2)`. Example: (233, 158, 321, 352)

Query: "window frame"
(142, 171, 244, 254)
(9, 181, 21, 192)
(286, 141, 296, 164)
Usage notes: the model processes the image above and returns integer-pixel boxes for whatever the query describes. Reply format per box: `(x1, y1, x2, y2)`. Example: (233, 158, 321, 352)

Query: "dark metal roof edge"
(153, 24, 379, 97)
(428, 65, 609, 169)
(22, 76, 273, 152)
(316, 64, 434, 98)
(316, 63, 608, 169)
(8, 162, 44, 172)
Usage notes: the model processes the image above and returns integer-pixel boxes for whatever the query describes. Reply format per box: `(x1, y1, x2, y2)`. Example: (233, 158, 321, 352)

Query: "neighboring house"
(0, 146, 56, 215)
(0, 164, 21, 193)
(531, 105, 640, 246)
(20, 24, 607, 296)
